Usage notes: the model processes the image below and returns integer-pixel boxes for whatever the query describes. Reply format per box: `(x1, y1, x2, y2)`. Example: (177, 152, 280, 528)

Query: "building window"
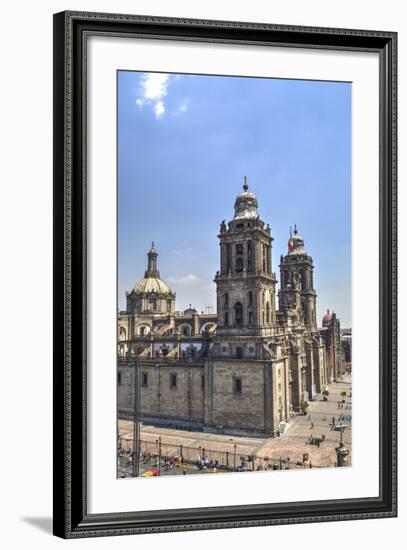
(236, 346, 243, 359)
(224, 312, 229, 326)
(248, 290, 253, 306)
(140, 326, 145, 336)
(167, 299, 172, 312)
(300, 270, 306, 290)
(249, 346, 255, 354)
(235, 257, 243, 273)
(170, 373, 177, 389)
(266, 302, 270, 323)
(117, 372, 122, 385)
(142, 372, 148, 387)
(233, 378, 242, 394)
(224, 292, 229, 307)
(248, 311, 253, 325)
(182, 326, 190, 336)
(247, 241, 253, 272)
(148, 297, 157, 310)
(235, 302, 243, 326)
(236, 243, 243, 255)
(226, 243, 231, 273)
(201, 374, 205, 391)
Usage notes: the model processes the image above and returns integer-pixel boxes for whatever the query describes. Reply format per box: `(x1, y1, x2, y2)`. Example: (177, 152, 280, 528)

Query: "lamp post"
(132, 358, 141, 477)
(335, 425, 350, 467)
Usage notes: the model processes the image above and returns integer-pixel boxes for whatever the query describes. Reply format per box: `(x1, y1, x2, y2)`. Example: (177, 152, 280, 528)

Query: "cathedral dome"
(234, 177, 259, 220)
(133, 276, 172, 295)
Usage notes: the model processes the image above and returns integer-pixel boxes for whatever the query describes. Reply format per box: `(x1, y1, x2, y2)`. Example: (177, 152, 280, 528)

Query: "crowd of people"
(195, 454, 219, 471)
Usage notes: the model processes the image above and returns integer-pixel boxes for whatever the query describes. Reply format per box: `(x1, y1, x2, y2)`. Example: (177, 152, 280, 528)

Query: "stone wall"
(118, 360, 205, 428)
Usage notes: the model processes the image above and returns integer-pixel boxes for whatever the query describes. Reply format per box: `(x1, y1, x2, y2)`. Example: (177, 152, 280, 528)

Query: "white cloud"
(171, 247, 192, 256)
(135, 73, 170, 119)
(167, 274, 201, 285)
(135, 73, 188, 119)
(171, 101, 189, 117)
(143, 73, 170, 100)
(154, 101, 165, 118)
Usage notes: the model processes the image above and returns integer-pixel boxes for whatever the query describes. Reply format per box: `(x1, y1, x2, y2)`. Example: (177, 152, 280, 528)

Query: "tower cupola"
(233, 177, 259, 220)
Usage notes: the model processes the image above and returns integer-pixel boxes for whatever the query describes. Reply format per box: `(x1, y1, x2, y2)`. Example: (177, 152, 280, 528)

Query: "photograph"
(116, 70, 353, 479)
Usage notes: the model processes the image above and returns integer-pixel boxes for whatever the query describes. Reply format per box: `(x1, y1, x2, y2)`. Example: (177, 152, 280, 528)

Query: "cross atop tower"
(243, 176, 248, 192)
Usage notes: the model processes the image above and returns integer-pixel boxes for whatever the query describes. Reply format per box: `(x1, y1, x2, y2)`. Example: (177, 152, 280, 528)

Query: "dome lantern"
(145, 241, 159, 278)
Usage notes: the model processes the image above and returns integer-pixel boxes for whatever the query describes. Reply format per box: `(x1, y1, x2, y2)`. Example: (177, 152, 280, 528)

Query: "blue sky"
(118, 71, 351, 327)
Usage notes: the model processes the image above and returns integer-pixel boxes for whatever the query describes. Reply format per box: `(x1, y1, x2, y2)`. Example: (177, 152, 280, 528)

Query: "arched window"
(235, 302, 243, 326)
(140, 326, 145, 336)
(248, 290, 253, 306)
(224, 292, 229, 307)
(224, 312, 229, 326)
(266, 302, 270, 323)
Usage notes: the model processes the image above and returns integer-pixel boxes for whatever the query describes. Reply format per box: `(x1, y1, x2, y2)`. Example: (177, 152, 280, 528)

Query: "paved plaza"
(118, 375, 351, 476)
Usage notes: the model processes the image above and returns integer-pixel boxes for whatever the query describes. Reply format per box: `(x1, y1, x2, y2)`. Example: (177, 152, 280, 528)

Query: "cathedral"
(117, 180, 344, 437)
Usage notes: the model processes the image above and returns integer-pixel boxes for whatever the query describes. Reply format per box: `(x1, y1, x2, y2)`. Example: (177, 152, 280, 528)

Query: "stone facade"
(117, 179, 344, 437)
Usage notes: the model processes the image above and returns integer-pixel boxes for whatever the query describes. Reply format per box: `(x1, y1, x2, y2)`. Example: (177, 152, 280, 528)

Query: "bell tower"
(278, 226, 317, 328)
(214, 178, 277, 339)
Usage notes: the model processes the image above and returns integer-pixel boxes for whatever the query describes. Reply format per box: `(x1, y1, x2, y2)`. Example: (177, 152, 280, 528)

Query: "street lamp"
(132, 357, 141, 477)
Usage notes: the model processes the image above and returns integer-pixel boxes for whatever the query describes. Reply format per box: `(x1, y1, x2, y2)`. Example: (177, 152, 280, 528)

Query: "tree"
(340, 391, 347, 398)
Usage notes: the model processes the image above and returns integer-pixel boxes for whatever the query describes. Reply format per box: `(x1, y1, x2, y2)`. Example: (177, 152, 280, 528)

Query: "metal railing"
(118, 437, 321, 473)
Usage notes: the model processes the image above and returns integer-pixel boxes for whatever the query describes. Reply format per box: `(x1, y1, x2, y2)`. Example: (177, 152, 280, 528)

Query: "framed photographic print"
(53, 11, 397, 538)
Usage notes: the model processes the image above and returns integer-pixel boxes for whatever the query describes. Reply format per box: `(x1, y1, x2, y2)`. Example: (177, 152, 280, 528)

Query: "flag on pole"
(288, 225, 294, 250)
